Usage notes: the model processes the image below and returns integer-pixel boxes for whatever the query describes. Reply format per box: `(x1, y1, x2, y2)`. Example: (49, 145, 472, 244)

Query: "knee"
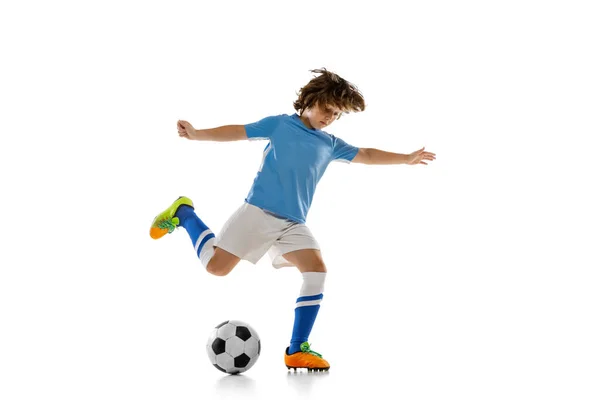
(310, 259, 327, 273)
(299, 261, 327, 273)
(315, 262, 327, 273)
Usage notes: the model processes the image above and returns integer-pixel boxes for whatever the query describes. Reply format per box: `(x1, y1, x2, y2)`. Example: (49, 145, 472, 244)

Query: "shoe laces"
(300, 342, 322, 358)
(157, 217, 179, 233)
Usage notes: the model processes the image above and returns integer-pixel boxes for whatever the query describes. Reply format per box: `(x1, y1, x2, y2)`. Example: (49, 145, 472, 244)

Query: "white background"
(1, 0, 599, 399)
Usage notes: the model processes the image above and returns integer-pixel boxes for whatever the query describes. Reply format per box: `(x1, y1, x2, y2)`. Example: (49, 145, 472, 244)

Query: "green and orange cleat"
(285, 342, 330, 372)
(149, 196, 194, 239)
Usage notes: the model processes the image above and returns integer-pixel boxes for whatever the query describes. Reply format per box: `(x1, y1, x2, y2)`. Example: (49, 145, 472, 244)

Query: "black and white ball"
(206, 320, 261, 374)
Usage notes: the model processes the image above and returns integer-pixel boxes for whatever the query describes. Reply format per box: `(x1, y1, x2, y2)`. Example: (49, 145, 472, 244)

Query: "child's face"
(304, 102, 342, 130)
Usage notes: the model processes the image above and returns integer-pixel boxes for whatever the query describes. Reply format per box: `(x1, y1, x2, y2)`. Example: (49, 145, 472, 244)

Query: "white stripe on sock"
(295, 299, 322, 308)
(194, 229, 214, 253)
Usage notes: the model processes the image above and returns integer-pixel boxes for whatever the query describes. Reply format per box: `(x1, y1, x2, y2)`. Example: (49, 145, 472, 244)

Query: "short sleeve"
(244, 115, 282, 140)
(332, 135, 359, 163)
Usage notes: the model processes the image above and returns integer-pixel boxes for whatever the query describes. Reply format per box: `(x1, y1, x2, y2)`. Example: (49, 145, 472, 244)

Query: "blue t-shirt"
(244, 113, 359, 224)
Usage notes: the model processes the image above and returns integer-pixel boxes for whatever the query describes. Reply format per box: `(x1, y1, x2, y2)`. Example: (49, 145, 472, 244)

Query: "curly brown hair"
(293, 68, 366, 117)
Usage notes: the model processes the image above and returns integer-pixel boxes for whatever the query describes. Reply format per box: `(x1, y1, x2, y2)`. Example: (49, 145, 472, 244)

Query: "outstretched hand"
(407, 147, 436, 165)
(177, 120, 196, 140)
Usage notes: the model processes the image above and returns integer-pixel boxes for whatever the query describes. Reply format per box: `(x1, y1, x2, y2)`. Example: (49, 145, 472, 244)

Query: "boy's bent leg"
(282, 249, 329, 371)
(150, 197, 229, 272)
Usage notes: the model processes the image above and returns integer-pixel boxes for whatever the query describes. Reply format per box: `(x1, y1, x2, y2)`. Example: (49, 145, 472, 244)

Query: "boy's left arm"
(351, 147, 436, 165)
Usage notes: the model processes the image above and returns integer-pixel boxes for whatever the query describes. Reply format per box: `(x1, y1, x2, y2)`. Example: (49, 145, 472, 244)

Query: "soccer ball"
(206, 320, 261, 374)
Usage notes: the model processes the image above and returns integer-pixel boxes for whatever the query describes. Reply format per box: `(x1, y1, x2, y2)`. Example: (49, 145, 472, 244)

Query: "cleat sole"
(286, 365, 329, 372)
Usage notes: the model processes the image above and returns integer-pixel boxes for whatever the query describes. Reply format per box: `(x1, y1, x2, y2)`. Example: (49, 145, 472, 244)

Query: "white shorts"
(214, 202, 320, 268)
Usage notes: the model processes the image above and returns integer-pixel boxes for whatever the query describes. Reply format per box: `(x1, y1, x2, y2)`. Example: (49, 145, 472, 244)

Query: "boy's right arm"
(177, 120, 247, 142)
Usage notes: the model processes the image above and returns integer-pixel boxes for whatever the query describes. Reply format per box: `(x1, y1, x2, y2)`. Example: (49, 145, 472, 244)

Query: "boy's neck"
(298, 113, 315, 130)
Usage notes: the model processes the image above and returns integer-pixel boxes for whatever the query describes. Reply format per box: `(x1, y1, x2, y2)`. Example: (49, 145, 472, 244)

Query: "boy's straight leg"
(282, 249, 330, 370)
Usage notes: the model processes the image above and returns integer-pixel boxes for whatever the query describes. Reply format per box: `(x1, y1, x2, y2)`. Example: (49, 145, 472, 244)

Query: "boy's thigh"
(269, 224, 321, 269)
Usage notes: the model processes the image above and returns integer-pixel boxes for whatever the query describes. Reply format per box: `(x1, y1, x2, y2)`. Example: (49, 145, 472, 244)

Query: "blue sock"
(289, 303, 322, 354)
(175, 205, 215, 259)
(289, 272, 326, 354)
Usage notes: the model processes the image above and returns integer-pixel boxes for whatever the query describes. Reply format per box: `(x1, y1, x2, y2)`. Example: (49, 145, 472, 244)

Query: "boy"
(150, 68, 436, 371)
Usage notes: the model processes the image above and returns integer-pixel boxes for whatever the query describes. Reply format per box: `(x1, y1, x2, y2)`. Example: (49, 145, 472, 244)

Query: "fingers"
(415, 149, 436, 165)
(177, 121, 186, 137)
(418, 147, 436, 155)
(422, 151, 436, 161)
(177, 120, 189, 136)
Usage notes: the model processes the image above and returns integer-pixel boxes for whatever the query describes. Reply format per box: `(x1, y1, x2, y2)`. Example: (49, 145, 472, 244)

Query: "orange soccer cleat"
(284, 342, 330, 372)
